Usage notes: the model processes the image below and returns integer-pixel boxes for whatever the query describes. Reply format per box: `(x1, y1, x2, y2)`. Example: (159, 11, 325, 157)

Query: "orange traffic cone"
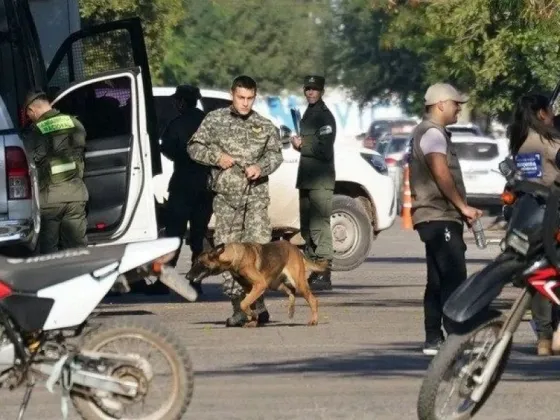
(401, 164, 413, 230)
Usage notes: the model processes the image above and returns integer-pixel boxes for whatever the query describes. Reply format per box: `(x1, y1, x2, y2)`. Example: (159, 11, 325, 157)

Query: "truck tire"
(331, 194, 373, 271)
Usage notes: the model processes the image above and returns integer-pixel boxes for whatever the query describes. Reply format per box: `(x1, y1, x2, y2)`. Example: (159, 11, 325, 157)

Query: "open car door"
(44, 19, 159, 245)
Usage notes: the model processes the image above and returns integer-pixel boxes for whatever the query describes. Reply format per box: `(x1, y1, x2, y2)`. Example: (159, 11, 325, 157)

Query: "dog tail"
(303, 257, 329, 273)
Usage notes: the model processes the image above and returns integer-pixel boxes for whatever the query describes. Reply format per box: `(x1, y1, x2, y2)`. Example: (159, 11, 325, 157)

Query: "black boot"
(251, 295, 270, 324)
(308, 260, 332, 291)
(225, 298, 249, 327)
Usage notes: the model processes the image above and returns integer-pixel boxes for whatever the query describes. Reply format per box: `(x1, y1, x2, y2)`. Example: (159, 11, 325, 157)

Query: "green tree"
(161, 0, 332, 94)
(79, 0, 186, 84)
(331, 0, 560, 122)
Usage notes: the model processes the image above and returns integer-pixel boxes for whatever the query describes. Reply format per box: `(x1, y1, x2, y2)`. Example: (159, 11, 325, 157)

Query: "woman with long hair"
(508, 93, 560, 356)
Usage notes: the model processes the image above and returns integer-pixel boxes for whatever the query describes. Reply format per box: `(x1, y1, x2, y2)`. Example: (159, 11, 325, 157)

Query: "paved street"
(1, 223, 559, 420)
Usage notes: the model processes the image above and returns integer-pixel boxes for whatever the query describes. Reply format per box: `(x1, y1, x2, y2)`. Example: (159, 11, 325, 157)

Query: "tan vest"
(409, 119, 467, 226)
(516, 129, 560, 186)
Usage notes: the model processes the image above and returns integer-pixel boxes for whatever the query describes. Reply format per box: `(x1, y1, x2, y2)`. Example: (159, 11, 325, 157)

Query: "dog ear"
(213, 243, 226, 256)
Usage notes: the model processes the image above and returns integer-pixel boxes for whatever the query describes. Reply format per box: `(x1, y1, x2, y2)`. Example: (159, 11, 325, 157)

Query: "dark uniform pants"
(299, 188, 333, 261)
(416, 220, 466, 341)
(531, 293, 557, 340)
(40, 201, 88, 254)
(164, 188, 213, 267)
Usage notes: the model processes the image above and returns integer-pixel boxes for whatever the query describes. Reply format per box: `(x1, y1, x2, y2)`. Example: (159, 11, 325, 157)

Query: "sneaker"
(423, 339, 443, 356)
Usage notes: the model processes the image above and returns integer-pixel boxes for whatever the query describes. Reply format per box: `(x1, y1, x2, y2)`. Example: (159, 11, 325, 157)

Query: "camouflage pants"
(39, 201, 88, 254)
(213, 193, 271, 307)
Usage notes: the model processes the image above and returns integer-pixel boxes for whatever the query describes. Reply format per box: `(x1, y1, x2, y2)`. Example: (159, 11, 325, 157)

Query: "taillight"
(6, 146, 31, 200)
(0, 281, 12, 299)
(385, 157, 398, 166)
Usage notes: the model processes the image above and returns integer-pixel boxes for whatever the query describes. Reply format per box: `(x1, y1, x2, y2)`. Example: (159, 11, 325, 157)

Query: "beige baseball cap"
(424, 83, 469, 106)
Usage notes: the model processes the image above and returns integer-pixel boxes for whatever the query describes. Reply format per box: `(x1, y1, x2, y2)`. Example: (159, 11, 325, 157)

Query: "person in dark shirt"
(155, 84, 213, 296)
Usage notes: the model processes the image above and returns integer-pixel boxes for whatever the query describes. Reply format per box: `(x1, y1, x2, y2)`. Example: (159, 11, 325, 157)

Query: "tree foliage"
(331, 0, 560, 121)
(161, 0, 332, 93)
(79, 0, 186, 84)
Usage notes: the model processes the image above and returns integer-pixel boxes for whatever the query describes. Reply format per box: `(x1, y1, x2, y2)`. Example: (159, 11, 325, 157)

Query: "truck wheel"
(331, 194, 373, 271)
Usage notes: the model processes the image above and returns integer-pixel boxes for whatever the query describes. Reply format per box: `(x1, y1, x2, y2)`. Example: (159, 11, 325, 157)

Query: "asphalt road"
(1, 222, 559, 420)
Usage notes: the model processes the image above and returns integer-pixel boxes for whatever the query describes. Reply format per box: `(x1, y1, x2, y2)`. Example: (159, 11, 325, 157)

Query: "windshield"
(375, 141, 390, 155)
(387, 137, 409, 154)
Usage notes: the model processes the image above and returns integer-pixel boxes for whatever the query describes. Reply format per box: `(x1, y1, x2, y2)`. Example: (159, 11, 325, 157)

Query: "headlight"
(505, 229, 529, 255)
(361, 153, 388, 175)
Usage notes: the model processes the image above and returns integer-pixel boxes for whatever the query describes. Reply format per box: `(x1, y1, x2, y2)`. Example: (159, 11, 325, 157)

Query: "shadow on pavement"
(365, 257, 493, 265)
(196, 341, 560, 382)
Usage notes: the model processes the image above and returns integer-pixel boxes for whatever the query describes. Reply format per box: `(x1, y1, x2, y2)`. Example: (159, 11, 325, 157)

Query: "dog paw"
(288, 307, 295, 319)
(307, 319, 318, 326)
(243, 320, 259, 328)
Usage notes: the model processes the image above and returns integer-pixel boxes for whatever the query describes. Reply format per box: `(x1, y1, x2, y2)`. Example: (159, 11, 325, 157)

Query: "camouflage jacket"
(187, 106, 283, 200)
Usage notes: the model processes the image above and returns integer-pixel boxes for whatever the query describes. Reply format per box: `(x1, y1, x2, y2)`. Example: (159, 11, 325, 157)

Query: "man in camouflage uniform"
(187, 75, 283, 327)
(23, 90, 88, 254)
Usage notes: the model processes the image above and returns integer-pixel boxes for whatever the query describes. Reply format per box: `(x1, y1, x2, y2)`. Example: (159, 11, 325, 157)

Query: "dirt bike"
(0, 237, 197, 420)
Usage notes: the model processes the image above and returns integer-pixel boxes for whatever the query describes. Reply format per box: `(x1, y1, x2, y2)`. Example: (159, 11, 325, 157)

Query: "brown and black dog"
(185, 241, 328, 327)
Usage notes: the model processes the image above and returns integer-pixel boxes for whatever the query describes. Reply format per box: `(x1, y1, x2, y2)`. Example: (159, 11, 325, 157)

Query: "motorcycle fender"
(443, 255, 525, 324)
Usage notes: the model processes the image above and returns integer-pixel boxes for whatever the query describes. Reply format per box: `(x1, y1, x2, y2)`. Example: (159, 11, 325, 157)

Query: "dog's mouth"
(185, 266, 214, 284)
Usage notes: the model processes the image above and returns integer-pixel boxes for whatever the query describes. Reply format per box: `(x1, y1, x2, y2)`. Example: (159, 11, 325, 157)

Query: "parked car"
(447, 123, 486, 137)
(378, 134, 411, 215)
(451, 135, 509, 208)
(152, 87, 398, 271)
(363, 118, 417, 149)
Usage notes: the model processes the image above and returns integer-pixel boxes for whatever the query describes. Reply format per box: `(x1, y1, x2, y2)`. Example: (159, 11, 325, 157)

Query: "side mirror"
(279, 125, 292, 145)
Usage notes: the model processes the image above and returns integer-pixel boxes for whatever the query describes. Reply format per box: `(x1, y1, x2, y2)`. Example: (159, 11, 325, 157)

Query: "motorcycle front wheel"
(417, 316, 511, 420)
(71, 318, 194, 420)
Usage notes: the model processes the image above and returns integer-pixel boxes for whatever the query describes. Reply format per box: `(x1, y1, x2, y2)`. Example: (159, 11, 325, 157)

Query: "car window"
(154, 96, 180, 137)
(387, 137, 409, 154)
(448, 127, 480, 136)
(453, 142, 499, 161)
(54, 76, 133, 141)
(375, 141, 390, 155)
(0, 0, 48, 130)
(201, 97, 231, 113)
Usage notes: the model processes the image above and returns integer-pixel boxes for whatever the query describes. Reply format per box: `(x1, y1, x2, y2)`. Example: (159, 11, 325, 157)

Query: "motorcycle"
(417, 157, 560, 420)
(0, 237, 197, 420)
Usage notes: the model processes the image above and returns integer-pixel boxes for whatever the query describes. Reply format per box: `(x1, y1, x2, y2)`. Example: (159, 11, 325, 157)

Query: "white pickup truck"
(152, 88, 397, 271)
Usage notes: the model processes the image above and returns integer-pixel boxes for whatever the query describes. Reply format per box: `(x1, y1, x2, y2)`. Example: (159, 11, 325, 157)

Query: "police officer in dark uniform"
(24, 90, 89, 254)
(291, 75, 337, 291)
(158, 84, 213, 295)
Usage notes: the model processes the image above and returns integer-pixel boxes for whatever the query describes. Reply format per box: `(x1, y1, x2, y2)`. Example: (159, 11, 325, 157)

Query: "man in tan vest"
(409, 83, 483, 356)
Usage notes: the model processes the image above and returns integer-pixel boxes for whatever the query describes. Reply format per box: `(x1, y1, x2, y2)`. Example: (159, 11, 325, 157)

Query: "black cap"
(23, 90, 48, 109)
(171, 84, 202, 101)
(303, 75, 325, 90)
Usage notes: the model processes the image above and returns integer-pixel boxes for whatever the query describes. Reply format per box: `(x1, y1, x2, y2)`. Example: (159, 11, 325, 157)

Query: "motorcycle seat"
(0, 245, 127, 293)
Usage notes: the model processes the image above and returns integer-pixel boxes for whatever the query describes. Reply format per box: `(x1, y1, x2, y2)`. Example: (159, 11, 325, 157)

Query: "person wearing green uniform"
(24, 91, 89, 254)
(291, 75, 337, 291)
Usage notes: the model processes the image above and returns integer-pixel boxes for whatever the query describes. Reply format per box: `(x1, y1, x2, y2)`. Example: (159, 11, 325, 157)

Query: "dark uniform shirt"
(25, 108, 88, 206)
(296, 99, 337, 190)
(161, 107, 208, 193)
